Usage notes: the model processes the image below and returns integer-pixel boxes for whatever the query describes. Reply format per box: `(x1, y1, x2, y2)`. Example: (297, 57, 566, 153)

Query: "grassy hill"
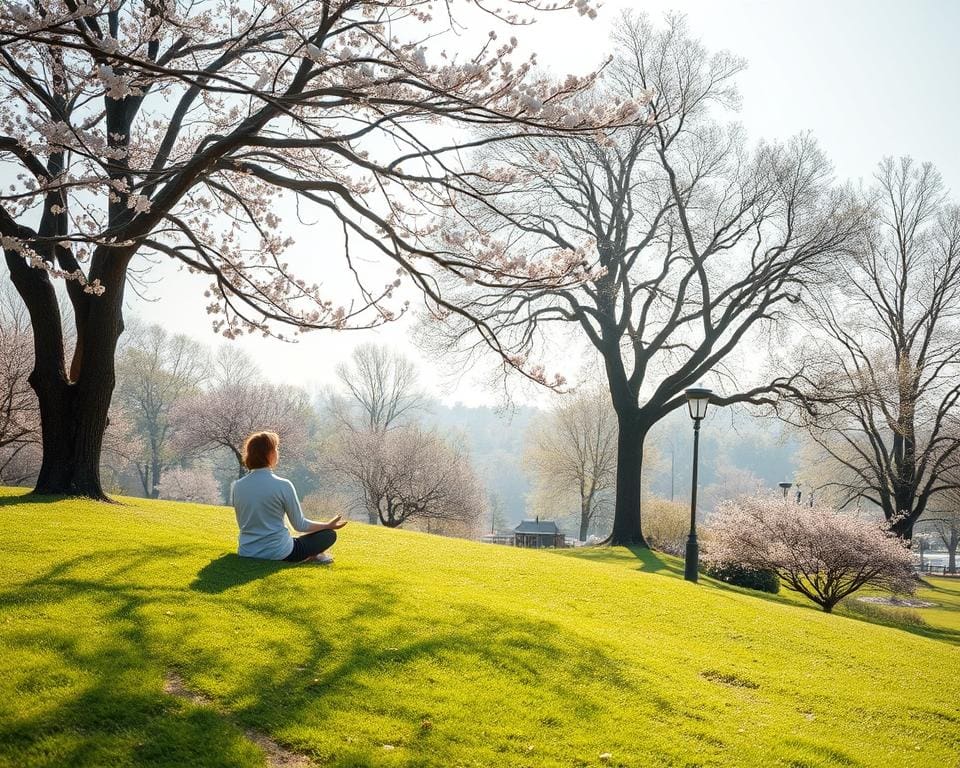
(0, 489, 957, 768)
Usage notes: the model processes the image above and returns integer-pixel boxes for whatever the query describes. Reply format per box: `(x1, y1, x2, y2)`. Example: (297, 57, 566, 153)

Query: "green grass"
(1, 488, 958, 768)
(557, 546, 960, 641)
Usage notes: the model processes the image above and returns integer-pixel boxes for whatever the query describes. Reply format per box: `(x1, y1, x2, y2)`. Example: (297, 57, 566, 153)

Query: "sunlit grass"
(560, 543, 960, 640)
(1, 488, 958, 767)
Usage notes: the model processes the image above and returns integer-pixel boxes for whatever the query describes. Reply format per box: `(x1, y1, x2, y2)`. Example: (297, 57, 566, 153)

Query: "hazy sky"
(70, 1, 960, 405)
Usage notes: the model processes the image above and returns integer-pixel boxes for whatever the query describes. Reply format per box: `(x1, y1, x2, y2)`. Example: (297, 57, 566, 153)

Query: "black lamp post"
(778, 481, 792, 500)
(684, 386, 713, 583)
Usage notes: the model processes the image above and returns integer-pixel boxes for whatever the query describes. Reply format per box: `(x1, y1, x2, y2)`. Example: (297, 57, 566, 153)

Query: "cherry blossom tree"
(429, 13, 862, 545)
(175, 376, 312, 478)
(156, 465, 220, 505)
(330, 423, 485, 532)
(0, 0, 642, 499)
(705, 495, 915, 612)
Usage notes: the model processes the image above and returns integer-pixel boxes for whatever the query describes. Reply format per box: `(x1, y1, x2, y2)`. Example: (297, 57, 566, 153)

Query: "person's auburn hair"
(242, 431, 279, 470)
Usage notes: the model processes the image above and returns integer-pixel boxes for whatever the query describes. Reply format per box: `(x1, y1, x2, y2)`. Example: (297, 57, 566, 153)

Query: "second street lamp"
(684, 386, 713, 583)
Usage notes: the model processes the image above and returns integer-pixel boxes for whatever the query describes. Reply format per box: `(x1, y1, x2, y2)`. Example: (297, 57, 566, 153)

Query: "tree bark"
(608, 411, 648, 546)
(6, 238, 128, 499)
(889, 516, 915, 540)
(32, 302, 123, 498)
(579, 508, 589, 542)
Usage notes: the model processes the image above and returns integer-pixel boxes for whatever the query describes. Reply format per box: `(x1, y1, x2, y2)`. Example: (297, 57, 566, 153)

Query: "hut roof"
(513, 519, 562, 535)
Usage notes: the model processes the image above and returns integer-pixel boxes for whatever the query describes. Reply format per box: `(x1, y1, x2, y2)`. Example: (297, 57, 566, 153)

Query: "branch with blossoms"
(0, 0, 651, 383)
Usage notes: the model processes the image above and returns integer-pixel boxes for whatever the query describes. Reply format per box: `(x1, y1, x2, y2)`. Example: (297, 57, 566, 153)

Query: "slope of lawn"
(1, 488, 958, 768)
(558, 545, 960, 640)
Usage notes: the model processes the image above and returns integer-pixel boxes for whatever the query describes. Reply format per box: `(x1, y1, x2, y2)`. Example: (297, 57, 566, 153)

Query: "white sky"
(109, 0, 960, 405)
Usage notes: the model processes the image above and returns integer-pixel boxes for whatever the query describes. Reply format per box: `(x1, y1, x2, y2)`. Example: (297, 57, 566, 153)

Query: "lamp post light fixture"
(778, 481, 793, 500)
(684, 386, 713, 583)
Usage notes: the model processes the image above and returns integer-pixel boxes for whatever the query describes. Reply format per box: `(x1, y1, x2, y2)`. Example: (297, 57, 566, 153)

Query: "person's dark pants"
(283, 529, 337, 562)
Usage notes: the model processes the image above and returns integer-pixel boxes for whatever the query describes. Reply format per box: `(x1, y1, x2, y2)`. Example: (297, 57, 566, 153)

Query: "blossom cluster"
(705, 494, 916, 610)
(0, 0, 643, 352)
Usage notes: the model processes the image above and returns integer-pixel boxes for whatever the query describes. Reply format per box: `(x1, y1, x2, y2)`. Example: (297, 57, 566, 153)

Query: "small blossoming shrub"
(705, 495, 915, 612)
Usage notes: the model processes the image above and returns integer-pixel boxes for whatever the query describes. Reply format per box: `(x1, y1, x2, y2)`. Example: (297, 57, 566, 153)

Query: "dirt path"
(163, 672, 312, 768)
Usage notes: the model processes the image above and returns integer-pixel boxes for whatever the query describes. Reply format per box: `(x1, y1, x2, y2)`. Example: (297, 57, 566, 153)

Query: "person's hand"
(325, 514, 348, 531)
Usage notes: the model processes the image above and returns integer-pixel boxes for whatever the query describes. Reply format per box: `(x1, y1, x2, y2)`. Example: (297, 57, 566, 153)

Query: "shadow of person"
(190, 554, 288, 594)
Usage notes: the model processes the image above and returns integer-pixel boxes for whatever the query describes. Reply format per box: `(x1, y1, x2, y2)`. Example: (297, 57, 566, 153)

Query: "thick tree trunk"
(608, 411, 648, 546)
(32, 323, 120, 499)
(948, 533, 957, 574)
(579, 509, 589, 542)
(10, 247, 128, 500)
(889, 514, 916, 540)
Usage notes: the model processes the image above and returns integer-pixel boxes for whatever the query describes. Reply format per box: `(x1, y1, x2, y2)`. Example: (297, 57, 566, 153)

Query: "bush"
(643, 498, 689, 556)
(703, 562, 779, 594)
(705, 495, 915, 612)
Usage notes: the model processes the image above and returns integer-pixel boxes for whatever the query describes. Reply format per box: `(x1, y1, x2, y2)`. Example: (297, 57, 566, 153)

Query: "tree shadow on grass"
(1, 549, 689, 768)
(621, 545, 686, 577)
(191, 554, 289, 594)
(0, 554, 268, 767)
(562, 544, 686, 579)
(0, 490, 67, 506)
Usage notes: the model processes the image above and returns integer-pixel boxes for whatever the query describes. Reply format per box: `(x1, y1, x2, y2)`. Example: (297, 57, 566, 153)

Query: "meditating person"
(231, 430, 347, 564)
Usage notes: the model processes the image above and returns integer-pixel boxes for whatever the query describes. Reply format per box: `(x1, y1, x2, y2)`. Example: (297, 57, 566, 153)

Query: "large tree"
(0, 0, 636, 499)
(790, 158, 960, 539)
(430, 13, 860, 544)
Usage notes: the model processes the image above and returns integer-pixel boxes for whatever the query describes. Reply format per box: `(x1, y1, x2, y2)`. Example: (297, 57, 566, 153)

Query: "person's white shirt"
(230, 468, 318, 559)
